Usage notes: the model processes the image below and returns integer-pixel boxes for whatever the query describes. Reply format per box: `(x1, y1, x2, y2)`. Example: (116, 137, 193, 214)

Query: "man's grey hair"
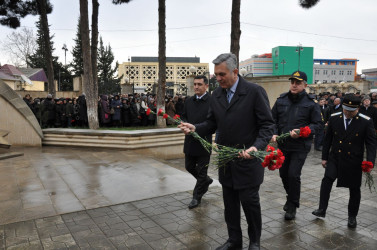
(212, 53, 238, 72)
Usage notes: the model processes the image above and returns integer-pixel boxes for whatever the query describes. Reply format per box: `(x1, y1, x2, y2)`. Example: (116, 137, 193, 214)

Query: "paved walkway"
(1, 147, 377, 249)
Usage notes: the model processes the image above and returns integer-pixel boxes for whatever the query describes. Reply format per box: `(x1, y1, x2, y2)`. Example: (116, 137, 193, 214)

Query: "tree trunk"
(80, 0, 99, 129)
(37, 0, 55, 97)
(230, 0, 241, 68)
(157, 0, 166, 128)
(91, 0, 99, 96)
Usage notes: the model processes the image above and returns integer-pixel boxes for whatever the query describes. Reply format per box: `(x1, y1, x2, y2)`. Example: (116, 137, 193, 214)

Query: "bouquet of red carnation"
(361, 161, 375, 193)
(213, 143, 285, 170)
(262, 145, 285, 171)
(276, 126, 311, 144)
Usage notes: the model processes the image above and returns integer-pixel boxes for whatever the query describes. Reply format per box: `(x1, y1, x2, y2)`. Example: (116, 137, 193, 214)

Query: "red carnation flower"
(299, 126, 311, 138)
(163, 114, 168, 119)
(157, 108, 164, 116)
(146, 108, 151, 116)
(361, 161, 374, 173)
(173, 114, 180, 120)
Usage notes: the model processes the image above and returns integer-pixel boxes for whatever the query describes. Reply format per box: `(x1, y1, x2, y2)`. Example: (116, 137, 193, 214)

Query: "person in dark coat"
(359, 96, 377, 130)
(179, 53, 275, 250)
(130, 98, 141, 126)
(329, 98, 342, 114)
(271, 71, 322, 220)
(41, 94, 55, 128)
(66, 98, 74, 127)
(121, 98, 131, 127)
(100, 95, 111, 126)
(315, 97, 331, 151)
(312, 94, 376, 228)
(77, 94, 88, 127)
(181, 75, 213, 209)
(175, 96, 184, 116)
(111, 95, 122, 127)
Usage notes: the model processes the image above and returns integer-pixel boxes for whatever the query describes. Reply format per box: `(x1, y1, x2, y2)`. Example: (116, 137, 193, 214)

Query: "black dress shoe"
(312, 209, 326, 218)
(347, 217, 357, 228)
(285, 205, 296, 220)
(249, 242, 260, 250)
(188, 199, 200, 209)
(216, 241, 242, 250)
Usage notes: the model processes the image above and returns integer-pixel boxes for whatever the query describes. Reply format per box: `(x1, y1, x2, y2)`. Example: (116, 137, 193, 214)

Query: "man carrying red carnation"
(271, 71, 322, 220)
(312, 94, 376, 228)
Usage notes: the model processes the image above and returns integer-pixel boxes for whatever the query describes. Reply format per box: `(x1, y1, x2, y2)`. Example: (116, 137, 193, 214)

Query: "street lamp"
(62, 44, 68, 66)
(189, 65, 196, 75)
(280, 59, 287, 75)
(295, 44, 303, 71)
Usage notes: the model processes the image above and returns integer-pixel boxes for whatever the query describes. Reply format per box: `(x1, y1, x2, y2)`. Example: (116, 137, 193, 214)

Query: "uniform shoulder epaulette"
(359, 113, 371, 120)
(331, 112, 342, 117)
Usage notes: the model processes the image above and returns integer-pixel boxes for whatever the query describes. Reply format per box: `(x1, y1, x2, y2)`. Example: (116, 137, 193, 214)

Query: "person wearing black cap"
(271, 70, 322, 220)
(312, 94, 376, 228)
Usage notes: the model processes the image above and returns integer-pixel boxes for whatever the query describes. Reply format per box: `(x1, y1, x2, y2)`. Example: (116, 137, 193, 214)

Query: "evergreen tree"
(28, 19, 72, 91)
(70, 17, 83, 77)
(97, 37, 122, 95)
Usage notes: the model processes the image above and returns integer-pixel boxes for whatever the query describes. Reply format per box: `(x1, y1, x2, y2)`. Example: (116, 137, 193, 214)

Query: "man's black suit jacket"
(196, 76, 275, 189)
(181, 93, 212, 156)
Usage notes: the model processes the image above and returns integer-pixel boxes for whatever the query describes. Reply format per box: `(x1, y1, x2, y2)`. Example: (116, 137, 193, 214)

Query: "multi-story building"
(239, 53, 273, 77)
(118, 57, 209, 95)
(362, 68, 377, 89)
(272, 46, 314, 84)
(313, 59, 358, 84)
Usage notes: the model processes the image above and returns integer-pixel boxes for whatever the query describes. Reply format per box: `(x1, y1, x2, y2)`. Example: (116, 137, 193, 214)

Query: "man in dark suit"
(330, 97, 342, 114)
(312, 94, 376, 228)
(181, 75, 213, 209)
(271, 71, 322, 220)
(179, 53, 275, 250)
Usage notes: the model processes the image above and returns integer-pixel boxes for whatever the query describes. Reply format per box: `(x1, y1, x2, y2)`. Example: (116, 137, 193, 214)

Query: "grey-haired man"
(179, 53, 275, 250)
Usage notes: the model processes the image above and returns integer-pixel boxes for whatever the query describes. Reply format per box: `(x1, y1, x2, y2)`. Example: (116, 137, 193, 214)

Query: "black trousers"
(319, 161, 361, 217)
(222, 185, 261, 245)
(185, 154, 211, 200)
(279, 151, 308, 208)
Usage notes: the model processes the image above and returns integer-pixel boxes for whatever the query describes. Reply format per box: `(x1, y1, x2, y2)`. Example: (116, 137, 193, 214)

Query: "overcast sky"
(0, 0, 376, 74)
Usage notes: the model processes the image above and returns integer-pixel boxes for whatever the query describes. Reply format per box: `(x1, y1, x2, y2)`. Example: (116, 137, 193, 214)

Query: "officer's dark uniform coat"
(322, 112, 376, 188)
(196, 76, 275, 189)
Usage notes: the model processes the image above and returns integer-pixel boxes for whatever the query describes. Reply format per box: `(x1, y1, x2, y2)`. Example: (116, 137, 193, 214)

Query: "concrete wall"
(0, 79, 43, 146)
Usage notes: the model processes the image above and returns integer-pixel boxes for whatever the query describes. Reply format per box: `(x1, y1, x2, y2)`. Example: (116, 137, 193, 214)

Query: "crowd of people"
(22, 93, 186, 129)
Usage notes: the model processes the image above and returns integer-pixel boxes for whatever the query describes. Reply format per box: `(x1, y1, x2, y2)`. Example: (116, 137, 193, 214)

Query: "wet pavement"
(1, 147, 377, 249)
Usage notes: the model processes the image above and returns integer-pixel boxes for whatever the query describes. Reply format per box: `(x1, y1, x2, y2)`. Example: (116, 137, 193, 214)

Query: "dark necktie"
(345, 118, 351, 130)
(227, 89, 233, 103)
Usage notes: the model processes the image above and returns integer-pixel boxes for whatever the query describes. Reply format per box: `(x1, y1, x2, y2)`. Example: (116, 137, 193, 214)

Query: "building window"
(331, 70, 336, 75)
(347, 70, 352, 75)
(323, 70, 328, 75)
(275, 50, 278, 57)
(323, 80, 327, 83)
(331, 80, 336, 83)
(339, 70, 344, 75)
(315, 69, 320, 75)
(275, 63, 278, 70)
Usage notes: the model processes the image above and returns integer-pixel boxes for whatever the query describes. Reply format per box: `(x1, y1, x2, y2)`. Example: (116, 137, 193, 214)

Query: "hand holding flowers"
(361, 161, 375, 193)
(275, 126, 311, 144)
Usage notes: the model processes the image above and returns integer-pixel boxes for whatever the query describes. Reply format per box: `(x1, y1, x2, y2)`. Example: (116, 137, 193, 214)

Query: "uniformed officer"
(271, 71, 322, 220)
(312, 94, 376, 228)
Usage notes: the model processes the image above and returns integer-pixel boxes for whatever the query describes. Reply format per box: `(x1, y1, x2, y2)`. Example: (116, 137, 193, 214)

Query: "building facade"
(0, 64, 47, 91)
(313, 59, 358, 84)
(272, 46, 314, 84)
(362, 68, 377, 89)
(118, 57, 209, 95)
(239, 53, 273, 77)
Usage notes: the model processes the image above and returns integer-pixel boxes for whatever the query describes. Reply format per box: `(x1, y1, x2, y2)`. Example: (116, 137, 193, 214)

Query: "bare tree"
(79, 0, 99, 129)
(36, 0, 55, 97)
(1, 27, 36, 67)
(91, 0, 99, 96)
(230, 0, 241, 68)
(157, 0, 166, 128)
